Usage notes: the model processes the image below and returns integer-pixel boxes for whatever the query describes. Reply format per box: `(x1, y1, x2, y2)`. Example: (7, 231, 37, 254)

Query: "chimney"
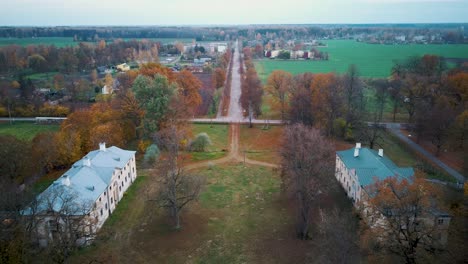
(99, 142, 106, 151)
(354, 142, 361, 157)
(62, 175, 71, 186)
(378, 149, 384, 157)
(84, 158, 91, 167)
(354, 148, 360, 157)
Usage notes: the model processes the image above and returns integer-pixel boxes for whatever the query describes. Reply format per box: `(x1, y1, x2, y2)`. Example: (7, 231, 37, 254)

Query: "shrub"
(190, 133, 212, 152)
(144, 144, 160, 165)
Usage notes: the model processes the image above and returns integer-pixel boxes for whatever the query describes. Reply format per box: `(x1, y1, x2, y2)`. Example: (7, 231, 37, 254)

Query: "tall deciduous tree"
(175, 70, 202, 115)
(132, 74, 176, 136)
(280, 124, 335, 240)
(152, 125, 204, 229)
(343, 64, 364, 131)
(266, 70, 292, 120)
(310, 73, 344, 136)
(240, 68, 263, 127)
(212, 68, 226, 89)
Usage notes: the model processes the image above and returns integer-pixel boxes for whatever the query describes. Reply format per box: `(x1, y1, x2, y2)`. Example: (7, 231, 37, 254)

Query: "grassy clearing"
(189, 124, 229, 162)
(70, 163, 317, 264)
(255, 40, 468, 80)
(25, 71, 59, 80)
(240, 124, 283, 164)
(0, 122, 59, 141)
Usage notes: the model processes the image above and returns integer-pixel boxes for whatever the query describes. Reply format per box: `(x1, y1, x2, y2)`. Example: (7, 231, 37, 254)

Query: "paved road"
(386, 123, 465, 183)
(227, 40, 244, 121)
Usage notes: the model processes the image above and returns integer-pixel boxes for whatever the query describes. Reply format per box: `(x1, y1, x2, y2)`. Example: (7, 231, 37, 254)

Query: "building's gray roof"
(337, 147, 414, 187)
(23, 145, 135, 215)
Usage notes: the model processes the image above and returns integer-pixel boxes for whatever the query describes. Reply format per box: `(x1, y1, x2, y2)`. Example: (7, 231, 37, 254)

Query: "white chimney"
(354, 148, 360, 157)
(378, 149, 384, 157)
(356, 142, 361, 149)
(99, 142, 106, 151)
(84, 158, 91, 167)
(62, 175, 71, 186)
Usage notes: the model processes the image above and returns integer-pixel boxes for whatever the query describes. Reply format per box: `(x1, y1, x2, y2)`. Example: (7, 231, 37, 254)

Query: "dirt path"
(185, 123, 278, 171)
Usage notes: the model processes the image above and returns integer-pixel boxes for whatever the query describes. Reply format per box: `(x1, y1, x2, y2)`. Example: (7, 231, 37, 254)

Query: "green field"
(0, 37, 88, 47)
(0, 123, 59, 141)
(255, 40, 468, 80)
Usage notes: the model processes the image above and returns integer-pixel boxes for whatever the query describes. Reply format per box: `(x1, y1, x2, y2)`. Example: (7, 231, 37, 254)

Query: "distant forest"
(0, 24, 466, 41)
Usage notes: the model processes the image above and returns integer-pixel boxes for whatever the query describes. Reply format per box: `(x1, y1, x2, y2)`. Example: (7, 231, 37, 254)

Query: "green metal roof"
(337, 148, 414, 186)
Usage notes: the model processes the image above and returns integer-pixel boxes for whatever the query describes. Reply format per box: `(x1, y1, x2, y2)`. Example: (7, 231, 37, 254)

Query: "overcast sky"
(1, 0, 467, 26)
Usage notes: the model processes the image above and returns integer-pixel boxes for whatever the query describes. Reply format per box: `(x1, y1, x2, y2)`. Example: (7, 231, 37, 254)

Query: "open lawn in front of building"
(70, 163, 334, 263)
(0, 122, 59, 141)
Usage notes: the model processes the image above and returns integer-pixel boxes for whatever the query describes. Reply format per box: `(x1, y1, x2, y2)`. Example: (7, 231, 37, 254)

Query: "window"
(104, 191, 106, 196)
(128, 172, 130, 177)
(122, 181, 124, 187)
(99, 197, 102, 202)
(125, 177, 127, 183)
(105, 203, 108, 210)
(100, 209, 103, 216)
(118, 175, 120, 179)
(110, 186, 112, 190)
(438, 219, 444, 225)
(133, 167, 134, 173)
(119, 186, 121, 191)
(111, 198, 113, 204)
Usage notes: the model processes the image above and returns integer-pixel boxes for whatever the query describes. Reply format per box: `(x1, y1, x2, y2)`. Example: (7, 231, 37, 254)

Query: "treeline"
(0, 26, 237, 41)
(240, 46, 263, 125)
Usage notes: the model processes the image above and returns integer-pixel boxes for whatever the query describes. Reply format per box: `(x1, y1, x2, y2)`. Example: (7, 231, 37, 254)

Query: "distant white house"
(23, 143, 137, 246)
(101, 85, 112, 95)
(116, 63, 130, 72)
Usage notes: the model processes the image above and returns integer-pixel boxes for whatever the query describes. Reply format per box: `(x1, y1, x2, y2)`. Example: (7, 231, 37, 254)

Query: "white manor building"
(23, 143, 137, 246)
(335, 143, 451, 245)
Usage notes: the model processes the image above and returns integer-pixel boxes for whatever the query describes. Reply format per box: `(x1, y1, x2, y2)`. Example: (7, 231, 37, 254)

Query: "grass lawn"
(0, 122, 59, 141)
(240, 124, 283, 164)
(25, 71, 59, 81)
(189, 124, 229, 162)
(255, 40, 468, 81)
(69, 163, 333, 263)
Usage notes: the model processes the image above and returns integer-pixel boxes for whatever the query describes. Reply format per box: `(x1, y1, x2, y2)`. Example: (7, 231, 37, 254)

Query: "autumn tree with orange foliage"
(212, 68, 226, 89)
(139, 62, 175, 82)
(266, 70, 292, 120)
(175, 70, 202, 115)
(55, 102, 133, 166)
(310, 73, 344, 136)
(362, 172, 446, 264)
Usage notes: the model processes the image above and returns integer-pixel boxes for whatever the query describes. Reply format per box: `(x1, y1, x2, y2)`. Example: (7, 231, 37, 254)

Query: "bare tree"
(358, 79, 388, 149)
(153, 125, 205, 229)
(343, 64, 364, 131)
(280, 124, 335, 240)
(314, 208, 360, 264)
